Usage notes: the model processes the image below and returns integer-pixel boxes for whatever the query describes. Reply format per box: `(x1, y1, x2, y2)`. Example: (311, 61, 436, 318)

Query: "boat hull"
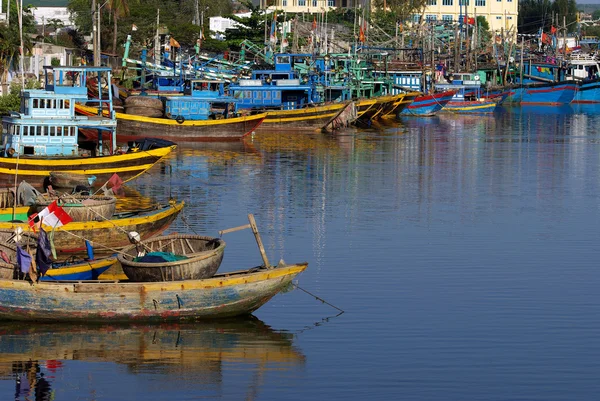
(0, 263, 307, 322)
(76, 104, 266, 142)
(256, 102, 350, 132)
(520, 82, 577, 104)
(0, 145, 175, 188)
(573, 80, 600, 103)
(442, 99, 500, 113)
(41, 257, 117, 281)
(400, 90, 456, 116)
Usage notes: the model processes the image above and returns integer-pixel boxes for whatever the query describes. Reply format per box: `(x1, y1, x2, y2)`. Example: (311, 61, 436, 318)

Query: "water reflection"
(0, 317, 304, 401)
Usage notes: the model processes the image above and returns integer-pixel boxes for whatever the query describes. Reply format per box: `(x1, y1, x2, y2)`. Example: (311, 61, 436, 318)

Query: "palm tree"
(108, 0, 131, 55)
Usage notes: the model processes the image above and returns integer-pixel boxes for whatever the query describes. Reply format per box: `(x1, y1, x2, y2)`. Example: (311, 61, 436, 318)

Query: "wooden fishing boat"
(379, 91, 420, 117)
(358, 94, 405, 122)
(257, 102, 352, 132)
(119, 234, 226, 281)
(0, 213, 306, 322)
(399, 90, 457, 117)
(76, 103, 266, 142)
(0, 261, 306, 322)
(436, 76, 501, 114)
(0, 66, 176, 187)
(0, 234, 117, 281)
(442, 98, 500, 113)
(354, 98, 380, 121)
(0, 201, 184, 255)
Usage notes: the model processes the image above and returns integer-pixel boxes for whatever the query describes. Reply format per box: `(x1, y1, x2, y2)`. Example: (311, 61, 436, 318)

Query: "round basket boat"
(31, 195, 117, 222)
(48, 172, 96, 189)
(118, 234, 226, 282)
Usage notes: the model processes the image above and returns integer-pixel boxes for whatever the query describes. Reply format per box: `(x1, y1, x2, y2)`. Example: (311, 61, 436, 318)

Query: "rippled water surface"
(4, 105, 600, 400)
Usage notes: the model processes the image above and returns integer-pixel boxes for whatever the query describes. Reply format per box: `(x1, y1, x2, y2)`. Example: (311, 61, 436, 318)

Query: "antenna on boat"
(17, 0, 25, 91)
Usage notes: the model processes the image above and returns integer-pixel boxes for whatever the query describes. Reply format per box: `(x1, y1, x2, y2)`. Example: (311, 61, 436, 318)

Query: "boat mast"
(17, 0, 24, 90)
(154, 9, 160, 64)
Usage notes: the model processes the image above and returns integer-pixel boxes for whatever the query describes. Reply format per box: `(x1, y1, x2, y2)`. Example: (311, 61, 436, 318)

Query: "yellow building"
(259, 0, 517, 33)
(259, 0, 351, 13)
(421, 0, 518, 32)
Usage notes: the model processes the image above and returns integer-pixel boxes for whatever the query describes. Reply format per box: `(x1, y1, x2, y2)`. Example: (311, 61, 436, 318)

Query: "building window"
(442, 14, 453, 21)
(312, 0, 317, 5)
(328, 0, 334, 5)
(442, 0, 453, 5)
(507, 16, 512, 19)
(413, 14, 421, 23)
(298, 0, 306, 5)
(475, 0, 484, 5)
(496, 16, 501, 19)
(283, 0, 287, 5)
(459, 0, 469, 5)
(427, 0, 437, 5)
(426, 15, 437, 21)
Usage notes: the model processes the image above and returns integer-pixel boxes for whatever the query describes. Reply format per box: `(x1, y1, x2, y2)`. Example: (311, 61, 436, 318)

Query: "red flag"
(107, 173, 123, 191)
(551, 26, 557, 34)
(359, 26, 365, 43)
(312, 16, 317, 31)
(541, 32, 551, 45)
(463, 16, 475, 25)
(29, 200, 73, 230)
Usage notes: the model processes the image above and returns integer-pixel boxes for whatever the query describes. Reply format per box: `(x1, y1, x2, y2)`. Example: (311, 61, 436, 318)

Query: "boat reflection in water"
(0, 317, 305, 400)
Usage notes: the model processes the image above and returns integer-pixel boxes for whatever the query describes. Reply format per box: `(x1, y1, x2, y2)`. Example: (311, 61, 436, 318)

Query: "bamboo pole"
(248, 214, 271, 269)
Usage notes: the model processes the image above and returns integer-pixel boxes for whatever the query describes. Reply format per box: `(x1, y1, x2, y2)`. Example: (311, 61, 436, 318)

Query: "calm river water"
(3, 104, 600, 400)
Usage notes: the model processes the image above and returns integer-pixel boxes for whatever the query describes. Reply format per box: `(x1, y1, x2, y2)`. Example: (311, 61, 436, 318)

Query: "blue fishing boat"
(0, 65, 176, 187)
(520, 81, 576, 104)
(565, 55, 600, 103)
(400, 90, 456, 116)
(77, 78, 267, 141)
(226, 54, 351, 131)
(512, 59, 577, 104)
(435, 73, 500, 113)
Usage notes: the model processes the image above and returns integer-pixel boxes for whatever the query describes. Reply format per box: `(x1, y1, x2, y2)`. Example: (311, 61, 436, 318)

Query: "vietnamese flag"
(36, 200, 73, 228)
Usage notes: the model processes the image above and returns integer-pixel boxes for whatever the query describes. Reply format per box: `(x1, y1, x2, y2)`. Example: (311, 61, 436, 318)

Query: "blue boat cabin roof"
(43, 65, 112, 97)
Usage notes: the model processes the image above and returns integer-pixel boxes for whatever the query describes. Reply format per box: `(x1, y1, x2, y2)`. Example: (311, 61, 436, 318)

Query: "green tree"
(0, 2, 36, 92)
(476, 16, 491, 44)
(372, 0, 428, 24)
(223, 0, 267, 48)
(108, 0, 132, 55)
(552, 0, 578, 32)
(593, 9, 600, 20)
(518, 0, 553, 34)
(68, 0, 233, 56)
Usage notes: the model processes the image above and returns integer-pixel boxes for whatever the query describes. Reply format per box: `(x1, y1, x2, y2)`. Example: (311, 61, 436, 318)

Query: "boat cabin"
(164, 79, 237, 120)
(565, 55, 600, 80)
(1, 66, 117, 157)
(228, 55, 319, 110)
(273, 53, 313, 72)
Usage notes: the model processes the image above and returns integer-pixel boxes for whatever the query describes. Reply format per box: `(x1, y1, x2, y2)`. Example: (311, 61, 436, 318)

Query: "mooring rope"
(293, 283, 344, 313)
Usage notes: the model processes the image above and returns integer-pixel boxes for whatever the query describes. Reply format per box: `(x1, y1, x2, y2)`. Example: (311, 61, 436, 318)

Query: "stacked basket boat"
(31, 195, 117, 221)
(117, 234, 226, 282)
